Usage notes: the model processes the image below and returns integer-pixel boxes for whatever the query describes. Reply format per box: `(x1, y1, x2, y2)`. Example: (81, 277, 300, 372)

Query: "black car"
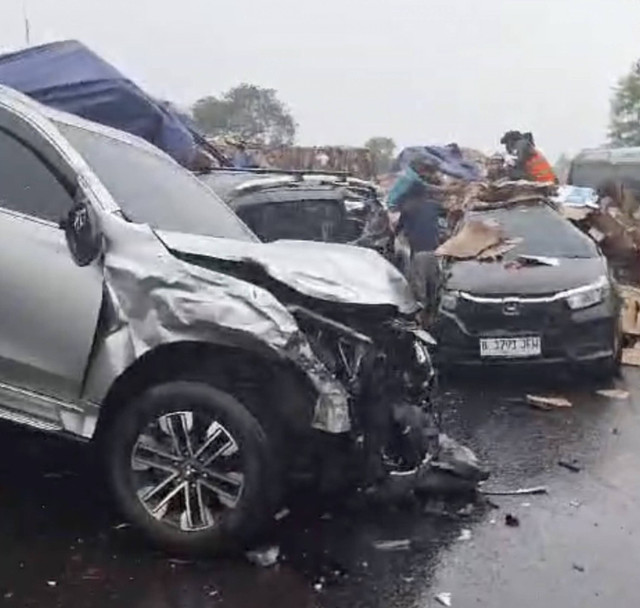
(434, 202, 621, 375)
(199, 168, 392, 252)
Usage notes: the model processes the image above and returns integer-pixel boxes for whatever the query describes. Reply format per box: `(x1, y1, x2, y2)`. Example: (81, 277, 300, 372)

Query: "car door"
(0, 112, 103, 411)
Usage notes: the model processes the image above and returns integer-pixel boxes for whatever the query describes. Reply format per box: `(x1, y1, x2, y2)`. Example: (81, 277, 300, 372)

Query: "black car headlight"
(565, 276, 610, 311)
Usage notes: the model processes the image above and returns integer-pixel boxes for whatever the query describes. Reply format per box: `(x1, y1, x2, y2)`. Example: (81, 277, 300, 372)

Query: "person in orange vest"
(500, 131, 557, 183)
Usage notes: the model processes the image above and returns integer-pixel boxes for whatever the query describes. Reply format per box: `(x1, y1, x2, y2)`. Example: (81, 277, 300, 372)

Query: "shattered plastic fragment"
(435, 592, 452, 607)
(457, 529, 472, 541)
(526, 395, 572, 410)
(597, 388, 629, 400)
(373, 539, 411, 551)
(432, 434, 489, 482)
(481, 486, 548, 496)
(246, 546, 280, 567)
(274, 508, 290, 521)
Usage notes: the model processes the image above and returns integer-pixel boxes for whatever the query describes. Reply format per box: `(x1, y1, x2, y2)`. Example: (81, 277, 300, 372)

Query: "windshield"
(468, 204, 599, 259)
(55, 122, 257, 241)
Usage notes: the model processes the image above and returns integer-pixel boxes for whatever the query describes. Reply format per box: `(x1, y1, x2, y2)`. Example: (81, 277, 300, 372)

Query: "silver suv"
(0, 87, 484, 554)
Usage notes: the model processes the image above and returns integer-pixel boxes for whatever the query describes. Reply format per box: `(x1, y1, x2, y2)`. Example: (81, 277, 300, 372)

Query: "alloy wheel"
(131, 411, 245, 532)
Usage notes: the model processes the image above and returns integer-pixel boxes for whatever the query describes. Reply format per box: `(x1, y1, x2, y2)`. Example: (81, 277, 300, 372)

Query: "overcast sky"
(1, 0, 639, 160)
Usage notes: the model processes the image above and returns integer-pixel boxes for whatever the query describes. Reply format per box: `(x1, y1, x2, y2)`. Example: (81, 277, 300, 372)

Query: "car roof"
(225, 184, 346, 210)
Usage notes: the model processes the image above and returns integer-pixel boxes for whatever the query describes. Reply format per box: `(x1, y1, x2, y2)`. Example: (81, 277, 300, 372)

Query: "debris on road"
(245, 546, 280, 567)
(274, 508, 290, 521)
(81, 567, 104, 581)
(622, 346, 640, 367)
(43, 471, 74, 479)
(435, 591, 453, 607)
(480, 486, 548, 496)
(569, 500, 582, 508)
(113, 522, 130, 530)
(526, 395, 572, 410)
(505, 514, 520, 527)
(46, 581, 57, 588)
(457, 503, 475, 517)
(457, 528, 472, 541)
(373, 539, 411, 551)
(596, 388, 630, 400)
(558, 459, 582, 473)
(620, 285, 640, 337)
(482, 496, 501, 509)
(572, 563, 586, 573)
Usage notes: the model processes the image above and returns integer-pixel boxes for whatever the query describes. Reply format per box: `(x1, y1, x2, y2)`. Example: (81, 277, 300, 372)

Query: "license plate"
(480, 336, 541, 358)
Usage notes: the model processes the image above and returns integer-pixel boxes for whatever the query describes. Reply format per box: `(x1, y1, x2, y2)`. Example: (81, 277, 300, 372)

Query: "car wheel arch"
(92, 340, 317, 446)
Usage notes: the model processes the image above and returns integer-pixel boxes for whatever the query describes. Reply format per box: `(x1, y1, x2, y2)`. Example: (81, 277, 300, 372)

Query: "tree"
(192, 84, 297, 146)
(609, 60, 640, 146)
(365, 137, 396, 174)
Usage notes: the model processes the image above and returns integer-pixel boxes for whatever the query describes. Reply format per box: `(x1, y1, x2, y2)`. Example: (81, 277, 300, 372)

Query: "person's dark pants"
(408, 250, 441, 321)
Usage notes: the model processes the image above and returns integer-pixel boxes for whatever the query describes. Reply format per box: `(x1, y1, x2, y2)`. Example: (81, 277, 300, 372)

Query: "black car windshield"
(55, 122, 257, 241)
(468, 204, 598, 259)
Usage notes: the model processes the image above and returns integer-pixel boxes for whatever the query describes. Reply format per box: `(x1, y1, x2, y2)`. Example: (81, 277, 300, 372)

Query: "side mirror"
(61, 201, 101, 267)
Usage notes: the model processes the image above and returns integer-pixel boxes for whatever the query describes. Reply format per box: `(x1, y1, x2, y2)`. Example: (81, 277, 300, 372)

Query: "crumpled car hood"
(156, 231, 419, 314)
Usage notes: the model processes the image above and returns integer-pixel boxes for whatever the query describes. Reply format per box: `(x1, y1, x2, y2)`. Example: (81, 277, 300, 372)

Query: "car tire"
(104, 380, 279, 555)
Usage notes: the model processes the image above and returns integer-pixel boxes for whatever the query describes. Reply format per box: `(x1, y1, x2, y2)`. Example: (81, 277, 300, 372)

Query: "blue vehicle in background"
(0, 39, 230, 169)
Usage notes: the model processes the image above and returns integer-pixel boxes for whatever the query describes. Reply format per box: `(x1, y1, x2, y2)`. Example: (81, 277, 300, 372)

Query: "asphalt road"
(1, 367, 639, 608)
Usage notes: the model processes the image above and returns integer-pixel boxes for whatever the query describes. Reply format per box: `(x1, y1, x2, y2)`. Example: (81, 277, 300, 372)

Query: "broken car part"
(480, 486, 548, 496)
(0, 86, 486, 554)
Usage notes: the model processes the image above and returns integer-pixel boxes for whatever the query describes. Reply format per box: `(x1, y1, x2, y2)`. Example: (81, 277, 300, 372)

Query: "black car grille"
(455, 297, 569, 334)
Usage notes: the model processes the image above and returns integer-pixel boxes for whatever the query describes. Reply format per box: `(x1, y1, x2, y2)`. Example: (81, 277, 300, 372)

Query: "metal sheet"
(85, 214, 351, 433)
(155, 231, 419, 314)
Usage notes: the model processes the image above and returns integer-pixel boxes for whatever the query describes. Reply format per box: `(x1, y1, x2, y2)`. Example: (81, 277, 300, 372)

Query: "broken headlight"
(439, 291, 459, 311)
(566, 276, 610, 310)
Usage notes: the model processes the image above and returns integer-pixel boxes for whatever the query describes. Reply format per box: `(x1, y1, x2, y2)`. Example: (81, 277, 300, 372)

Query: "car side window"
(0, 127, 74, 222)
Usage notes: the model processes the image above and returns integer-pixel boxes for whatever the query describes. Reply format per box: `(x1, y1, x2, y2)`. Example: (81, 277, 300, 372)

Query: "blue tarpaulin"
(0, 40, 198, 166)
(393, 144, 482, 181)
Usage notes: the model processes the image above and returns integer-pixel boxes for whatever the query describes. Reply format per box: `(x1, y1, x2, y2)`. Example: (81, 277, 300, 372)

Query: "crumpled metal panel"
(155, 231, 419, 314)
(84, 214, 351, 433)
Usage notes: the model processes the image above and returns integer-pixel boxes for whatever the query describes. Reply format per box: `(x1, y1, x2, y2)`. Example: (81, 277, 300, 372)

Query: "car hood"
(446, 257, 607, 296)
(156, 231, 419, 314)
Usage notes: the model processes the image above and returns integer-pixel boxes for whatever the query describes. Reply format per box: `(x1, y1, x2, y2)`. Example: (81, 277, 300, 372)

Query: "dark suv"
(200, 168, 393, 253)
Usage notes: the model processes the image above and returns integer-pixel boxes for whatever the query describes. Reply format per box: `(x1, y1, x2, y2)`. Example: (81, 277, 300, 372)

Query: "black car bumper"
(433, 297, 619, 367)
